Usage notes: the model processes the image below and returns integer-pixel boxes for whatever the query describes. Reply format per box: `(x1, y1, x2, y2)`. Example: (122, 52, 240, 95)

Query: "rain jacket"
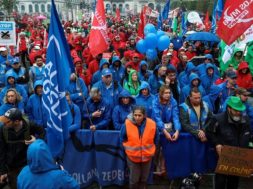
(93, 80, 123, 108)
(124, 69, 141, 96)
(67, 77, 88, 113)
(152, 95, 181, 132)
(178, 62, 196, 89)
(226, 48, 243, 70)
(180, 73, 206, 103)
(0, 72, 28, 105)
(135, 82, 155, 118)
(110, 56, 125, 83)
(180, 97, 212, 137)
(91, 59, 109, 86)
(196, 62, 220, 77)
(236, 61, 253, 89)
(83, 97, 111, 130)
(148, 65, 165, 95)
(0, 64, 6, 88)
(138, 60, 152, 82)
(68, 101, 81, 133)
(112, 90, 135, 130)
(17, 139, 79, 189)
(202, 85, 223, 114)
(25, 80, 47, 127)
(200, 63, 220, 93)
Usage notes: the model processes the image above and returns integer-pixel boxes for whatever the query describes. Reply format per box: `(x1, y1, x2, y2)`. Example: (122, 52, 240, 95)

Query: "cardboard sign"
(215, 145, 253, 177)
(0, 22, 16, 46)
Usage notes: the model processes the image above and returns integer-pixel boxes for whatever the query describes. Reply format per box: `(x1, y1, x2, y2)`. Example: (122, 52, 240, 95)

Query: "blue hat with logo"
(101, 68, 112, 76)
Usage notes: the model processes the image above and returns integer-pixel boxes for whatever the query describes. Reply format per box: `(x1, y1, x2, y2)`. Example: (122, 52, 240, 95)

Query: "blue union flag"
(42, 0, 74, 158)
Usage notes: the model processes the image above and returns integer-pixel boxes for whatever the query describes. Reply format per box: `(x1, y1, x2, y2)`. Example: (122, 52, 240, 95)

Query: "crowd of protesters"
(0, 12, 252, 189)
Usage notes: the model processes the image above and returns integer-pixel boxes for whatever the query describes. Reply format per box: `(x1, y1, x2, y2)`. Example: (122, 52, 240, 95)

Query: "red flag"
(116, 8, 120, 22)
(89, 0, 109, 57)
(204, 11, 210, 32)
(217, 0, 253, 45)
(137, 6, 151, 39)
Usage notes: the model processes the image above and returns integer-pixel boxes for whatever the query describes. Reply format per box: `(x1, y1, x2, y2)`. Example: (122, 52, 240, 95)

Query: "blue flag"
(162, 0, 170, 20)
(211, 0, 224, 33)
(42, 0, 74, 158)
(157, 13, 163, 30)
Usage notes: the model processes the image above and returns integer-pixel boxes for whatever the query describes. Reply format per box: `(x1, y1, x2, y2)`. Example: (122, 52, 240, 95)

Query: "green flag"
(172, 16, 178, 33)
(245, 42, 253, 75)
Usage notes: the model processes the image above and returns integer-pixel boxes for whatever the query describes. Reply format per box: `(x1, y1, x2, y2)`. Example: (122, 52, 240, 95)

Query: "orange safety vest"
(123, 118, 156, 163)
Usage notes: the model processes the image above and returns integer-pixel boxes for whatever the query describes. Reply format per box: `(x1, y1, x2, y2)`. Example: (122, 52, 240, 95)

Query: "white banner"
(0, 21, 16, 46)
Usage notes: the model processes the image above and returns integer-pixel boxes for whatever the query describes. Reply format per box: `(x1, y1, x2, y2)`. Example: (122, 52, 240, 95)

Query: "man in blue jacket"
(83, 88, 111, 130)
(17, 139, 79, 189)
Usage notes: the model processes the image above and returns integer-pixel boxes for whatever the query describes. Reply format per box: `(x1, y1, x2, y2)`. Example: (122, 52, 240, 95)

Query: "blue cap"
(226, 70, 237, 78)
(10, 57, 20, 65)
(205, 54, 213, 59)
(101, 68, 112, 76)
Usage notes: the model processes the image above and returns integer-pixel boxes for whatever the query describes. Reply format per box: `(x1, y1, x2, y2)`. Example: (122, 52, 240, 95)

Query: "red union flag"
(116, 8, 120, 22)
(137, 6, 152, 38)
(89, 0, 109, 57)
(217, 0, 253, 45)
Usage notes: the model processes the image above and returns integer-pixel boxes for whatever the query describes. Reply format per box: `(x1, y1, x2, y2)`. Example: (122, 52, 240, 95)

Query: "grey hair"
(89, 87, 101, 98)
(3, 88, 22, 104)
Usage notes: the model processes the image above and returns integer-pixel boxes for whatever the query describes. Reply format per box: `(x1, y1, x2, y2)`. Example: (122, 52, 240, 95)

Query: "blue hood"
(118, 89, 135, 104)
(185, 62, 196, 75)
(189, 73, 200, 86)
(99, 58, 109, 70)
(34, 80, 43, 89)
(205, 63, 215, 72)
(139, 81, 151, 92)
(27, 139, 58, 173)
(112, 56, 122, 65)
(139, 60, 148, 70)
(5, 71, 16, 85)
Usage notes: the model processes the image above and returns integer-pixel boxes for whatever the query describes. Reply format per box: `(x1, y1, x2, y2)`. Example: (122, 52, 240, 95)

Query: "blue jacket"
(179, 62, 196, 89)
(0, 64, 6, 87)
(180, 73, 206, 103)
(218, 81, 238, 104)
(68, 102, 81, 133)
(0, 102, 24, 116)
(0, 72, 28, 105)
(110, 56, 125, 83)
(196, 62, 220, 77)
(200, 63, 219, 93)
(135, 81, 154, 118)
(112, 90, 135, 130)
(138, 60, 152, 82)
(202, 85, 223, 114)
(17, 139, 79, 189)
(93, 80, 122, 108)
(91, 58, 110, 86)
(83, 97, 111, 130)
(0, 54, 13, 70)
(148, 65, 164, 95)
(180, 99, 210, 137)
(25, 80, 46, 127)
(152, 95, 181, 132)
(29, 64, 45, 83)
(67, 77, 88, 112)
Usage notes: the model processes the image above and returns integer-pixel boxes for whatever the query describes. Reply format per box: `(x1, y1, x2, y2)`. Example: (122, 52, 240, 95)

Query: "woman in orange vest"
(120, 106, 159, 189)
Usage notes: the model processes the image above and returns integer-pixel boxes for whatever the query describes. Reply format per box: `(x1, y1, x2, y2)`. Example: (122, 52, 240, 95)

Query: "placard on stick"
(215, 145, 253, 177)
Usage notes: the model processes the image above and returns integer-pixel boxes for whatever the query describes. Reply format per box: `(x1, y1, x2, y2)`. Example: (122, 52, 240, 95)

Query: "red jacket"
(236, 62, 253, 89)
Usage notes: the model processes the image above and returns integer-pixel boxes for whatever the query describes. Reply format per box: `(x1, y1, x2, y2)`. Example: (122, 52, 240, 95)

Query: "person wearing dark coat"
(206, 96, 252, 189)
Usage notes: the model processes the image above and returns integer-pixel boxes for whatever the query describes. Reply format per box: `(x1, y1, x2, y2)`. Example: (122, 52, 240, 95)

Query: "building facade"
(14, 0, 168, 20)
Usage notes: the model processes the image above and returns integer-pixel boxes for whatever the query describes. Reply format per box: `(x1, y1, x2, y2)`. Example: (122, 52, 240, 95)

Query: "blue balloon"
(144, 23, 157, 36)
(146, 48, 157, 60)
(136, 39, 147, 54)
(157, 30, 165, 38)
(145, 33, 158, 49)
(157, 35, 170, 51)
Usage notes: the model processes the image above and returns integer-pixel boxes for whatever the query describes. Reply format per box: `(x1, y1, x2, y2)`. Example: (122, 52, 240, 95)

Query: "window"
(112, 4, 116, 12)
(21, 5, 25, 12)
(35, 4, 39, 12)
(119, 4, 122, 12)
(29, 4, 33, 12)
(41, 4, 45, 12)
(47, 4, 51, 12)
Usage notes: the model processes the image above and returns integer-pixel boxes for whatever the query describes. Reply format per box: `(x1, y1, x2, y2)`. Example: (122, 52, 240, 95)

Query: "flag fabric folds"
(217, 0, 253, 45)
(42, 0, 73, 158)
(157, 13, 163, 30)
(162, 0, 170, 20)
(116, 8, 120, 22)
(89, 0, 109, 57)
